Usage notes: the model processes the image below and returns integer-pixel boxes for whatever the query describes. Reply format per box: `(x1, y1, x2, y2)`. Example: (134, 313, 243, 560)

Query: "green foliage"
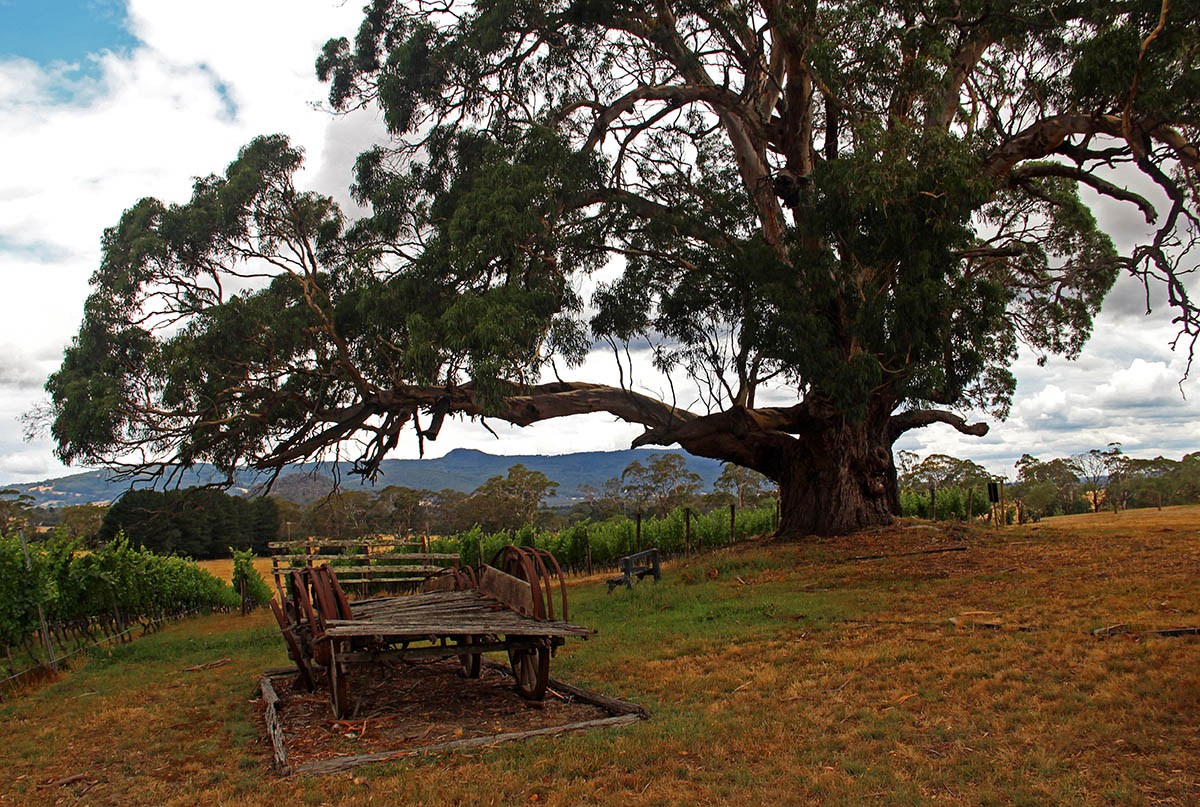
(466, 464, 558, 529)
(98, 488, 278, 559)
(899, 488, 990, 520)
(713, 463, 773, 508)
(0, 489, 35, 534)
(0, 531, 238, 655)
(1011, 453, 1086, 519)
(900, 454, 994, 495)
(435, 498, 778, 570)
(620, 454, 703, 517)
(0, 534, 48, 649)
(230, 548, 273, 607)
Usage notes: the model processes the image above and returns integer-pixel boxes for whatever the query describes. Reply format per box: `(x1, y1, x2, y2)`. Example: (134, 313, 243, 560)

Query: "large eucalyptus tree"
(46, 0, 1198, 535)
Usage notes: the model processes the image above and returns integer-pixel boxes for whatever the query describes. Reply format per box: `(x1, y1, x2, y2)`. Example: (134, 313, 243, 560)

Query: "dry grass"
(196, 557, 276, 587)
(2, 506, 1198, 806)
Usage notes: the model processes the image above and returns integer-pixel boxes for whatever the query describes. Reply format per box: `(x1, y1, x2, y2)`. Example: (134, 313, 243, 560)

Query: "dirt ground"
(266, 658, 611, 768)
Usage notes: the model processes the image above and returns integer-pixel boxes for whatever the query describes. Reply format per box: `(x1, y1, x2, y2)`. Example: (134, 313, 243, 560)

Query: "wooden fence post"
(999, 480, 1006, 527)
(363, 541, 371, 597)
(272, 555, 284, 603)
(585, 528, 593, 577)
(635, 512, 642, 553)
(684, 508, 691, 555)
(930, 485, 937, 521)
(729, 503, 736, 542)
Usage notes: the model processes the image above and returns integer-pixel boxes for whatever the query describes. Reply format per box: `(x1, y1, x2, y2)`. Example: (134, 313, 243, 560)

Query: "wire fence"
(0, 606, 216, 693)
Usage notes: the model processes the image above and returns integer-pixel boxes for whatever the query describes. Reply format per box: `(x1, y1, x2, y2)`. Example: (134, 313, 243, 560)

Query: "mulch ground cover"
(262, 657, 611, 768)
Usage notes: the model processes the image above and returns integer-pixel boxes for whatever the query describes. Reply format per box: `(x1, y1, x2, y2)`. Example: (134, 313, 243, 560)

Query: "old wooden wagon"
(270, 544, 593, 717)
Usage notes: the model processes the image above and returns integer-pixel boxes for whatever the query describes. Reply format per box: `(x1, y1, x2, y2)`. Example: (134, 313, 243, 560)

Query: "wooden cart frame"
(270, 545, 593, 718)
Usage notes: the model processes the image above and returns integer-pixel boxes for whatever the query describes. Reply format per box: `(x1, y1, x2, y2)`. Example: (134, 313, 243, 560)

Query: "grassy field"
(2, 507, 1198, 806)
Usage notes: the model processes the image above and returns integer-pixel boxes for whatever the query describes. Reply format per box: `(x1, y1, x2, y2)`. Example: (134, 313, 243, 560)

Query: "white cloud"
(0, 1, 367, 483)
(899, 326, 1200, 478)
(1094, 359, 1188, 408)
(0, 446, 68, 479)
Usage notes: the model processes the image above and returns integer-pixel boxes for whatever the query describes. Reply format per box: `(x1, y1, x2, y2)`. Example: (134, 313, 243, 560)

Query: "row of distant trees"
(11, 445, 1189, 550)
(96, 489, 280, 558)
(276, 453, 776, 541)
(898, 447, 1200, 522)
(0, 491, 108, 540)
(1, 453, 771, 553)
(0, 487, 278, 559)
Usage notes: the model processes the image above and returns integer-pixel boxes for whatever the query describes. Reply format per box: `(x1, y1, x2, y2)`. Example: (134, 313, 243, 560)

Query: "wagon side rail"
(269, 534, 459, 596)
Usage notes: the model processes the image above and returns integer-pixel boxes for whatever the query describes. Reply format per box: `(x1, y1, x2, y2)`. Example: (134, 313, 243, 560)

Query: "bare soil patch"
(262, 658, 611, 769)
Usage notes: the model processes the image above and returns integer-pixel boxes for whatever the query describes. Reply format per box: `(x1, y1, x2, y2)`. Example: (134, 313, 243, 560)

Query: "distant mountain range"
(5, 448, 726, 508)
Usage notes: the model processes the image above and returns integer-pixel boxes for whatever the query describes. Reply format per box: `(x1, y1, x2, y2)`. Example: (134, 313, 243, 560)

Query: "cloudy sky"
(0, 0, 1196, 487)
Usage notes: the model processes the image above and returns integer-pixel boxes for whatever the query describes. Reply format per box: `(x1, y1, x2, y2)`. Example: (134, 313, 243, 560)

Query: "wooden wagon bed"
(329, 589, 593, 639)
(271, 545, 594, 718)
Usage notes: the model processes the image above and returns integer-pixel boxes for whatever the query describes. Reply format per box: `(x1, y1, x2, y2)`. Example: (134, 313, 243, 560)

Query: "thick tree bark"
(772, 416, 897, 537)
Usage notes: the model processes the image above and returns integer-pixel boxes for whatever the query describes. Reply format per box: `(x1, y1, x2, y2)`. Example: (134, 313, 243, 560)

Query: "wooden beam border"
(258, 664, 648, 777)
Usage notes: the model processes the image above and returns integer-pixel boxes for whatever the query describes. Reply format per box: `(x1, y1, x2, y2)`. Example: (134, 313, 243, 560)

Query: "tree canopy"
(45, 0, 1199, 536)
(97, 488, 279, 559)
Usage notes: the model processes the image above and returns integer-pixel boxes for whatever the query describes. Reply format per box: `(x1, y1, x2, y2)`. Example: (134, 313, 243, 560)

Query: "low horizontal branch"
(889, 409, 988, 439)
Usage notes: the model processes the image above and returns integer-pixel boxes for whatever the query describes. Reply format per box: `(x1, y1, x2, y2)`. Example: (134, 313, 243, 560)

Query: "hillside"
(3, 508, 1198, 804)
(5, 448, 725, 508)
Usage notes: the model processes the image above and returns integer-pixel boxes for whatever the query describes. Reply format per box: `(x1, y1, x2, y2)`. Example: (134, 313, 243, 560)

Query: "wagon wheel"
(508, 642, 549, 701)
(269, 597, 313, 691)
(490, 545, 547, 619)
(293, 572, 329, 669)
(530, 548, 570, 621)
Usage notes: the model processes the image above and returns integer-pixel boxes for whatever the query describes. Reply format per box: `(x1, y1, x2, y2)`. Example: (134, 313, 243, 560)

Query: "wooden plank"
(841, 546, 967, 563)
(272, 553, 459, 563)
(293, 714, 642, 776)
(340, 639, 542, 664)
(332, 577, 427, 585)
(354, 603, 505, 617)
(323, 621, 592, 638)
(269, 538, 453, 551)
(1147, 627, 1200, 637)
(478, 564, 534, 617)
(351, 594, 483, 614)
(259, 676, 290, 773)
(269, 565, 445, 575)
(352, 599, 490, 614)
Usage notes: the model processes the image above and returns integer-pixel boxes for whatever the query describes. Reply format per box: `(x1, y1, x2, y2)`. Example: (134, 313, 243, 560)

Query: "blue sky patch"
(0, 0, 137, 68)
(0, 234, 76, 263)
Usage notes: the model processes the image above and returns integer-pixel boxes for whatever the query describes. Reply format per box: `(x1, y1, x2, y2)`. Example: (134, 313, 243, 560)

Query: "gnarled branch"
(1011, 164, 1158, 224)
(888, 409, 989, 440)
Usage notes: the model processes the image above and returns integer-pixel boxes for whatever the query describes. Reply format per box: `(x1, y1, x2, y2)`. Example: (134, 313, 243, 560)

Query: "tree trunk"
(772, 418, 895, 537)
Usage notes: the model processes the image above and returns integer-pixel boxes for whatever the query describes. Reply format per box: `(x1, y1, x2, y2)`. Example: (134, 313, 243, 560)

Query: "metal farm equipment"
(269, 545, 593, 717)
